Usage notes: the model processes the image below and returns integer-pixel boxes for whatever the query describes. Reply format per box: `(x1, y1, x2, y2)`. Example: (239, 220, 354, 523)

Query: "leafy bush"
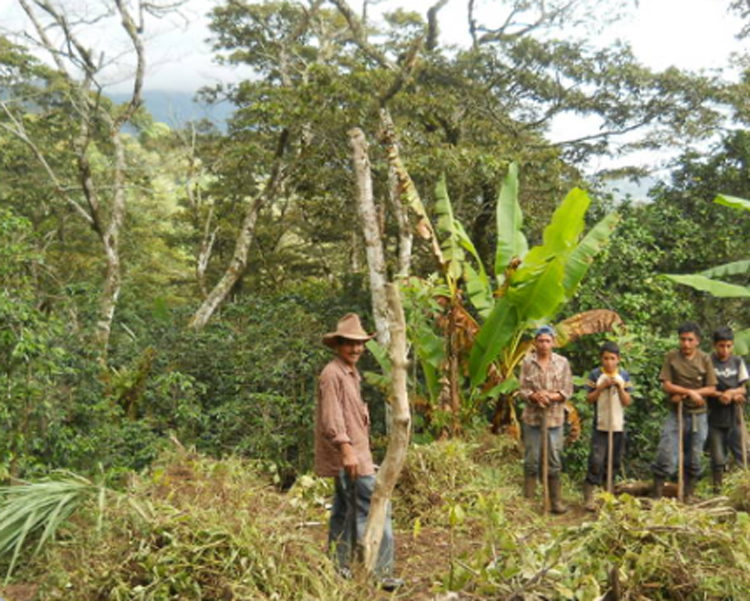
(7, 450, 354, 601)
(462, 493, 750, 600)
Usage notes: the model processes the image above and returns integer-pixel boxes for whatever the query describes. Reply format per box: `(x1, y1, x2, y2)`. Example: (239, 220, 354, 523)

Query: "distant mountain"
(110, 89, 235, 129)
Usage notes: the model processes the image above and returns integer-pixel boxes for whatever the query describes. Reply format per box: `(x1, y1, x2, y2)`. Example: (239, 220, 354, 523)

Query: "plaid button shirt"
(519, 352, 574, 428)
(314, 357, 375, 477)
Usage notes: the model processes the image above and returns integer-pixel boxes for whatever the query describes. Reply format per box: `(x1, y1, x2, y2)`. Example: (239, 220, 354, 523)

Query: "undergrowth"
(0, 438, 749, 601)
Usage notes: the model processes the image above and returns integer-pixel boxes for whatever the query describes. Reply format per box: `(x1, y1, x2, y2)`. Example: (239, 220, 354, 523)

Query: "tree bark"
(362, 283, 411, 573)
(188, 131, 288, 330)
(13, 0, 148, 359)
(348, 127, 390, 348)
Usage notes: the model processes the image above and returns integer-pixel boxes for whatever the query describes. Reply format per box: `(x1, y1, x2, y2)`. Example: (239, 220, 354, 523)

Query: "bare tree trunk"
(362, 283, 411, 573)
(188, 132, 289, 330)
(95, 132, 127, 350)
(178, 123, 216, 299)
(348, 127, 390, 348)
(187, 196, 262, 330)
(10, 0, 150, 358)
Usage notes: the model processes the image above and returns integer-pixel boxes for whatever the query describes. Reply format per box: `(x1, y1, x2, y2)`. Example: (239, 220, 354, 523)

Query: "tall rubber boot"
(549, 476, 568, 514)
(684, 476, 697, 503)
(652, 478, 665, 499)
(582, 482, 596, 512)
(712, 469, 723, 494)
(523, 474, 536, 499)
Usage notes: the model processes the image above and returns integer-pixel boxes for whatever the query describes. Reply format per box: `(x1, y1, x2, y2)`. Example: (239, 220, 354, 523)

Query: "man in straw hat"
(315, 313, 401, 590)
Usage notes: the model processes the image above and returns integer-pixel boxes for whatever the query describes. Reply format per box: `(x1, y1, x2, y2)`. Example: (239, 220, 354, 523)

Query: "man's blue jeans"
(522, 423, 563, 477)
(328, 471, 394, 577)
(652, 410, 708, 479)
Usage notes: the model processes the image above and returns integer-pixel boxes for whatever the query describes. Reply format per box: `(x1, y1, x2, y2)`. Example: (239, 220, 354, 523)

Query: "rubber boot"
(549, 476, 568, 514)
(582, 482, 596, 512)
(652, 478, 665, 499)
(712, 469, 723, 494)
(684, 477, 697, 503)
(523, 474, 536, 499)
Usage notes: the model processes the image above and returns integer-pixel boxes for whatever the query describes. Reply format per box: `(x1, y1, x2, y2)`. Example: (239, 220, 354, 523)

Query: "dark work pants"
(585, 429, 625, 486)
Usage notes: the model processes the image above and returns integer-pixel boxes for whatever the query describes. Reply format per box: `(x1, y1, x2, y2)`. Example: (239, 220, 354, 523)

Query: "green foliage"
(464, 493, 750, 600)
(0, 472, 100, 582)
(8, 451, 352, 601)
(468, 169, 619, 387)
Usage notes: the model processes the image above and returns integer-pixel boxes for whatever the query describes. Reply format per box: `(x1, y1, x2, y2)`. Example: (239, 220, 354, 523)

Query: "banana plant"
(400, 162, 621, 435)
(663, 194, 750, 353)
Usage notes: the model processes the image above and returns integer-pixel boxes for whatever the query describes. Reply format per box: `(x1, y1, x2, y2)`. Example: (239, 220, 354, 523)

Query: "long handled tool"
(348, 474, 359, 567)
(738, 402, 748, 471)
(677, 400, 684, 502)
(606, 391, 615, 494)
(541, 406, 550, 514)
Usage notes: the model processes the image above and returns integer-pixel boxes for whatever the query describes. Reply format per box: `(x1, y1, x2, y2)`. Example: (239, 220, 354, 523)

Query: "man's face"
(714, 339, 734, 361)
(336, 338, 365, 366)
(679, 332, 700, 356)
(535, 334, 554, 356)
(601, 351, 620, 374)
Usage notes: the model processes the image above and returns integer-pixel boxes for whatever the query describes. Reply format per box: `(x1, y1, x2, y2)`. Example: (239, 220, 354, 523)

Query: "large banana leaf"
(494, 162, 528, 275)
(734, 327, 750, 355)
(508, 187, 590, 286)
(562, 212, 620, 297)
(454, 219, 491, 308)
(464, 262, 493, 318)
(700, 259, 750, 279)
(714, 194, 750, 212)
(506, 255, 567, 321)
(554, 309, 624, 347)
(434, 176, 465, 283)
(412, 322, 444, 402)
(468, 301, 519, 387)
(662, 274, 750, 298)
(539, 187, 590, 253)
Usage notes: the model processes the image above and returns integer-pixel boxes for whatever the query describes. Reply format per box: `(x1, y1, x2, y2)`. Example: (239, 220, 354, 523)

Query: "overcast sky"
(1, 0, 746, 178)
(1, 0, 744, 92)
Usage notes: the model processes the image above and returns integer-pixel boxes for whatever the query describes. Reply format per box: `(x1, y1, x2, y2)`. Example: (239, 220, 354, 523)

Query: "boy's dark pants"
(585, 430, 625, 486)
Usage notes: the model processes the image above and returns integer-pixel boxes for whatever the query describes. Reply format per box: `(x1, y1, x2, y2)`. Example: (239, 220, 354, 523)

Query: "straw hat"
(322, 313, 374, 348)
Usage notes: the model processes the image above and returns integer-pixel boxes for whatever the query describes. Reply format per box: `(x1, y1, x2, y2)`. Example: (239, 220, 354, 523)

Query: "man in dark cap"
(518, 325, 574, 514)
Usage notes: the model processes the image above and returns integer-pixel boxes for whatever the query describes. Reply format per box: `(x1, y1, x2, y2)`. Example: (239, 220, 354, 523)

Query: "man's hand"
(531, 391, 549, 407)
(670, 394, 685, 405)
(720, 391, 732, 405)
(340, 443, 359, 478)
(687, 389, 705, 407)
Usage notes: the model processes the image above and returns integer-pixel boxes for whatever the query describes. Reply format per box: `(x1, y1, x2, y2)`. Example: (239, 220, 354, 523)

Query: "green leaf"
(479, 376, 519, 399)
(540, 187, 590, 253)
(734, 328, 750, 355)
(464, 262, 493, 318)
(714, 194, 750, 212)
(469, 301, 519, 387)
(365, 339, 391, 376)
(700, 259, 750, 279)
(662, 274, 750, 298)
(507, 256, 567, 321)
(495, 162, 528, 275)
(434, 175, 465, 282)
(562, 212, 620, 297)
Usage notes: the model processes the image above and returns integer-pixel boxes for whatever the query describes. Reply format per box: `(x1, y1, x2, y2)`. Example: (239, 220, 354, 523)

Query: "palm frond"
(0, 472, 99, 582)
